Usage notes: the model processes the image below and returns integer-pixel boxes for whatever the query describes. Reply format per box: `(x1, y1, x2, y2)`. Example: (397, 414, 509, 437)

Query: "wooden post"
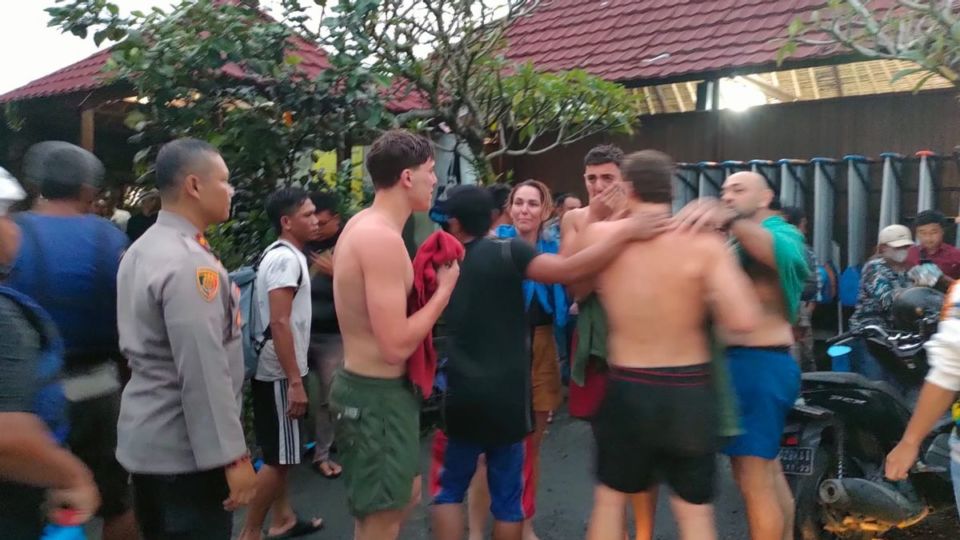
(80, 108, 95, 152)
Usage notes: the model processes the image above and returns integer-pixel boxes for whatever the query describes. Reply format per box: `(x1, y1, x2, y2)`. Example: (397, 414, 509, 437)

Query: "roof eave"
(612, 52, 862, 88)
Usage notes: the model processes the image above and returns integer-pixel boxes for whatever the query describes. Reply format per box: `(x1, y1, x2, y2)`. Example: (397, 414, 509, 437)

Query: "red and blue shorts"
(429, 431, 534, 522)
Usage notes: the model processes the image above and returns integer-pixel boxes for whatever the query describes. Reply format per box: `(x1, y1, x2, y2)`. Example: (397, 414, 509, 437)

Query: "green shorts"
(330, 369, 421, 517)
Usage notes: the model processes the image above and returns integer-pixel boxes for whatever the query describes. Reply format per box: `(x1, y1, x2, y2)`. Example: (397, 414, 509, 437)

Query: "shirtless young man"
(559, 145, 659, 540)
(577, 151, 761, 540)
(560, 145, 628, 263)
(675, 172, 810, 540)
(331, 130, 460, 540)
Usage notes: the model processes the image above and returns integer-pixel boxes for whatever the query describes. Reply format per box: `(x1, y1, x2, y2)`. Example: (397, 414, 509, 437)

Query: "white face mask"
(886, 247, 909, 263)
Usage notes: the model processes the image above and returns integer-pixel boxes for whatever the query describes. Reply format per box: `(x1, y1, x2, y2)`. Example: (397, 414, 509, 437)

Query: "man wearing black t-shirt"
(427, 186, 669, 540)
(305, 191, 345, 478)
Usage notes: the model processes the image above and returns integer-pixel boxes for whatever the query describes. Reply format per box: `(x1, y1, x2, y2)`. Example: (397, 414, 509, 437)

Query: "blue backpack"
(0, 285, 68, 444)
(229, 243, 303, 379)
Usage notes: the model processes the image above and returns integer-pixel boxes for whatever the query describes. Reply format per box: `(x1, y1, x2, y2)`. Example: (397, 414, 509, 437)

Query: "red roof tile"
(505, 0, 837, 82)
(0, 48, 118, 103)
(0, 0, 330, 105)
(0, 33, 330, 105)
(382, 80, 432, 113)
(3, 0, 887, 109)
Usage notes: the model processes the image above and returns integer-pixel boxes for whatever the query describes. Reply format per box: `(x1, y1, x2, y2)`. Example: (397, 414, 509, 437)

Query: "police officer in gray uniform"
(116, 139, 256, 540)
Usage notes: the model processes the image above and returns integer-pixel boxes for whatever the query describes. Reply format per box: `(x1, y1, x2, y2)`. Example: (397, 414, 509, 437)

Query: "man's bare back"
(333, 208, 413, 378)
(583, 223, 759, 369)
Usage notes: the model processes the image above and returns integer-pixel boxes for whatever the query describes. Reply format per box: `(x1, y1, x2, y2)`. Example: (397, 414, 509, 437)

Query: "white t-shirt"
(253, 240, 312, 381)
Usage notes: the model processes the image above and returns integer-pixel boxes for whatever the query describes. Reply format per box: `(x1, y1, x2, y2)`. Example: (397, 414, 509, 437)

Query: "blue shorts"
(723, 347, 801, 459)
(429, 431, 530, 522)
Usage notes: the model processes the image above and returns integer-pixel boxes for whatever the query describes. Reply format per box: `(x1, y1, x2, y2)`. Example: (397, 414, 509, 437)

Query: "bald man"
(675, 172, 809, 540)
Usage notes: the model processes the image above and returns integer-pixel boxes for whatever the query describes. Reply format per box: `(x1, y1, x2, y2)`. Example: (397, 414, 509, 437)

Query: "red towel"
(408, 230, 464, 397)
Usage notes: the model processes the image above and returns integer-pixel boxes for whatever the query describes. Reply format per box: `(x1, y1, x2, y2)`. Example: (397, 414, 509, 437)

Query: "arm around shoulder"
(728, 218, 776, 269)
(527, 220, 622, 285)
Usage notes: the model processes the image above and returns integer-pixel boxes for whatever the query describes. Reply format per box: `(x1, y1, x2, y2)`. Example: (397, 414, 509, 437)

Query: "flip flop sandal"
(265, 516, 324, 539)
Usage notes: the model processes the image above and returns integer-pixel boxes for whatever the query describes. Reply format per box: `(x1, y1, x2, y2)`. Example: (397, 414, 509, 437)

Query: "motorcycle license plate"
(779, 446, 814, 475)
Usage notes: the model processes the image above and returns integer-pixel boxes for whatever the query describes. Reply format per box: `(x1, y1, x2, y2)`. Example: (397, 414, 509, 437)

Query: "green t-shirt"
(737, 215, 810, 325)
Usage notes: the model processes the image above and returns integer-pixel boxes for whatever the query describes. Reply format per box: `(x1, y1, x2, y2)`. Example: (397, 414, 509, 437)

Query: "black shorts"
(68, 391, 132, 518)
(252, 378, 304, 466)
(592, 364, 718, 505)
(132, 469, 231, 540)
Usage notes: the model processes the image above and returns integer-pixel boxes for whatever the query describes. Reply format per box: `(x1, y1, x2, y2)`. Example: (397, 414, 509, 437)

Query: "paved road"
(234, 406, 958, 539)
(238, 409, 752, 539)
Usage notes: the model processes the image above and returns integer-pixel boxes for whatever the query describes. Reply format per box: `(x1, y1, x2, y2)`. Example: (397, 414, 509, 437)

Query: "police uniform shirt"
(115, 210, 246, 474)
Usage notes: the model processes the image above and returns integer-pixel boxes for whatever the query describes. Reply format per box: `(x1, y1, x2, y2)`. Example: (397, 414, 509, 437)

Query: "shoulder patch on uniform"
(196, 267, 220, 302)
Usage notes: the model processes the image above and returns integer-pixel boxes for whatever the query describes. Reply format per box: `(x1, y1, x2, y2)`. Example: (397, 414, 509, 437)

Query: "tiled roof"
(383, 81, 432, 113)
(0, 48, 118, 103)
(0, 0, 331, 106)
(505, 0, 837, 83)
(1, 0, 881, 107)
(0, 34, 330, 104)
(0, 36, 330, 103)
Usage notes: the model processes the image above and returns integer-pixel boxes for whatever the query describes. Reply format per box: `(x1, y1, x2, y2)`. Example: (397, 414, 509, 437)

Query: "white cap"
(878, 224, 913, 248)
(0, 167, 26, 216)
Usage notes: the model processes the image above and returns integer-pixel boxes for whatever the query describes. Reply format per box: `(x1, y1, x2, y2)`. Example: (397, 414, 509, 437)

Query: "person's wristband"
(226, 453, 251, 469)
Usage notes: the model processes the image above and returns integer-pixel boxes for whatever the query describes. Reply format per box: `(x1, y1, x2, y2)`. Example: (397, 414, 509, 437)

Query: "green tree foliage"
(300, 0, 641, 181)
(782, 0, 960, 92)
(47, 0, 388, 267)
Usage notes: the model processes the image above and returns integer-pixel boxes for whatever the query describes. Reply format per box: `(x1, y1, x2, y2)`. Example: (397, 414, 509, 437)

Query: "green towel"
(738, 215, 810, 325)
(571, 295, 608, 387)
(709, 330, 742, 438)
(571, 294, 741, 437)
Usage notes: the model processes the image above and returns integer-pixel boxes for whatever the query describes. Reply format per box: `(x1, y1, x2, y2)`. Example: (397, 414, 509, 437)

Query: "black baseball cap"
(429, 184, 494, 225)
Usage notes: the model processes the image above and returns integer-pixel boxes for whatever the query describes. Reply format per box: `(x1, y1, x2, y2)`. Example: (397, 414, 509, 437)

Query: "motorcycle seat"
(802, 372, 911, 408)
